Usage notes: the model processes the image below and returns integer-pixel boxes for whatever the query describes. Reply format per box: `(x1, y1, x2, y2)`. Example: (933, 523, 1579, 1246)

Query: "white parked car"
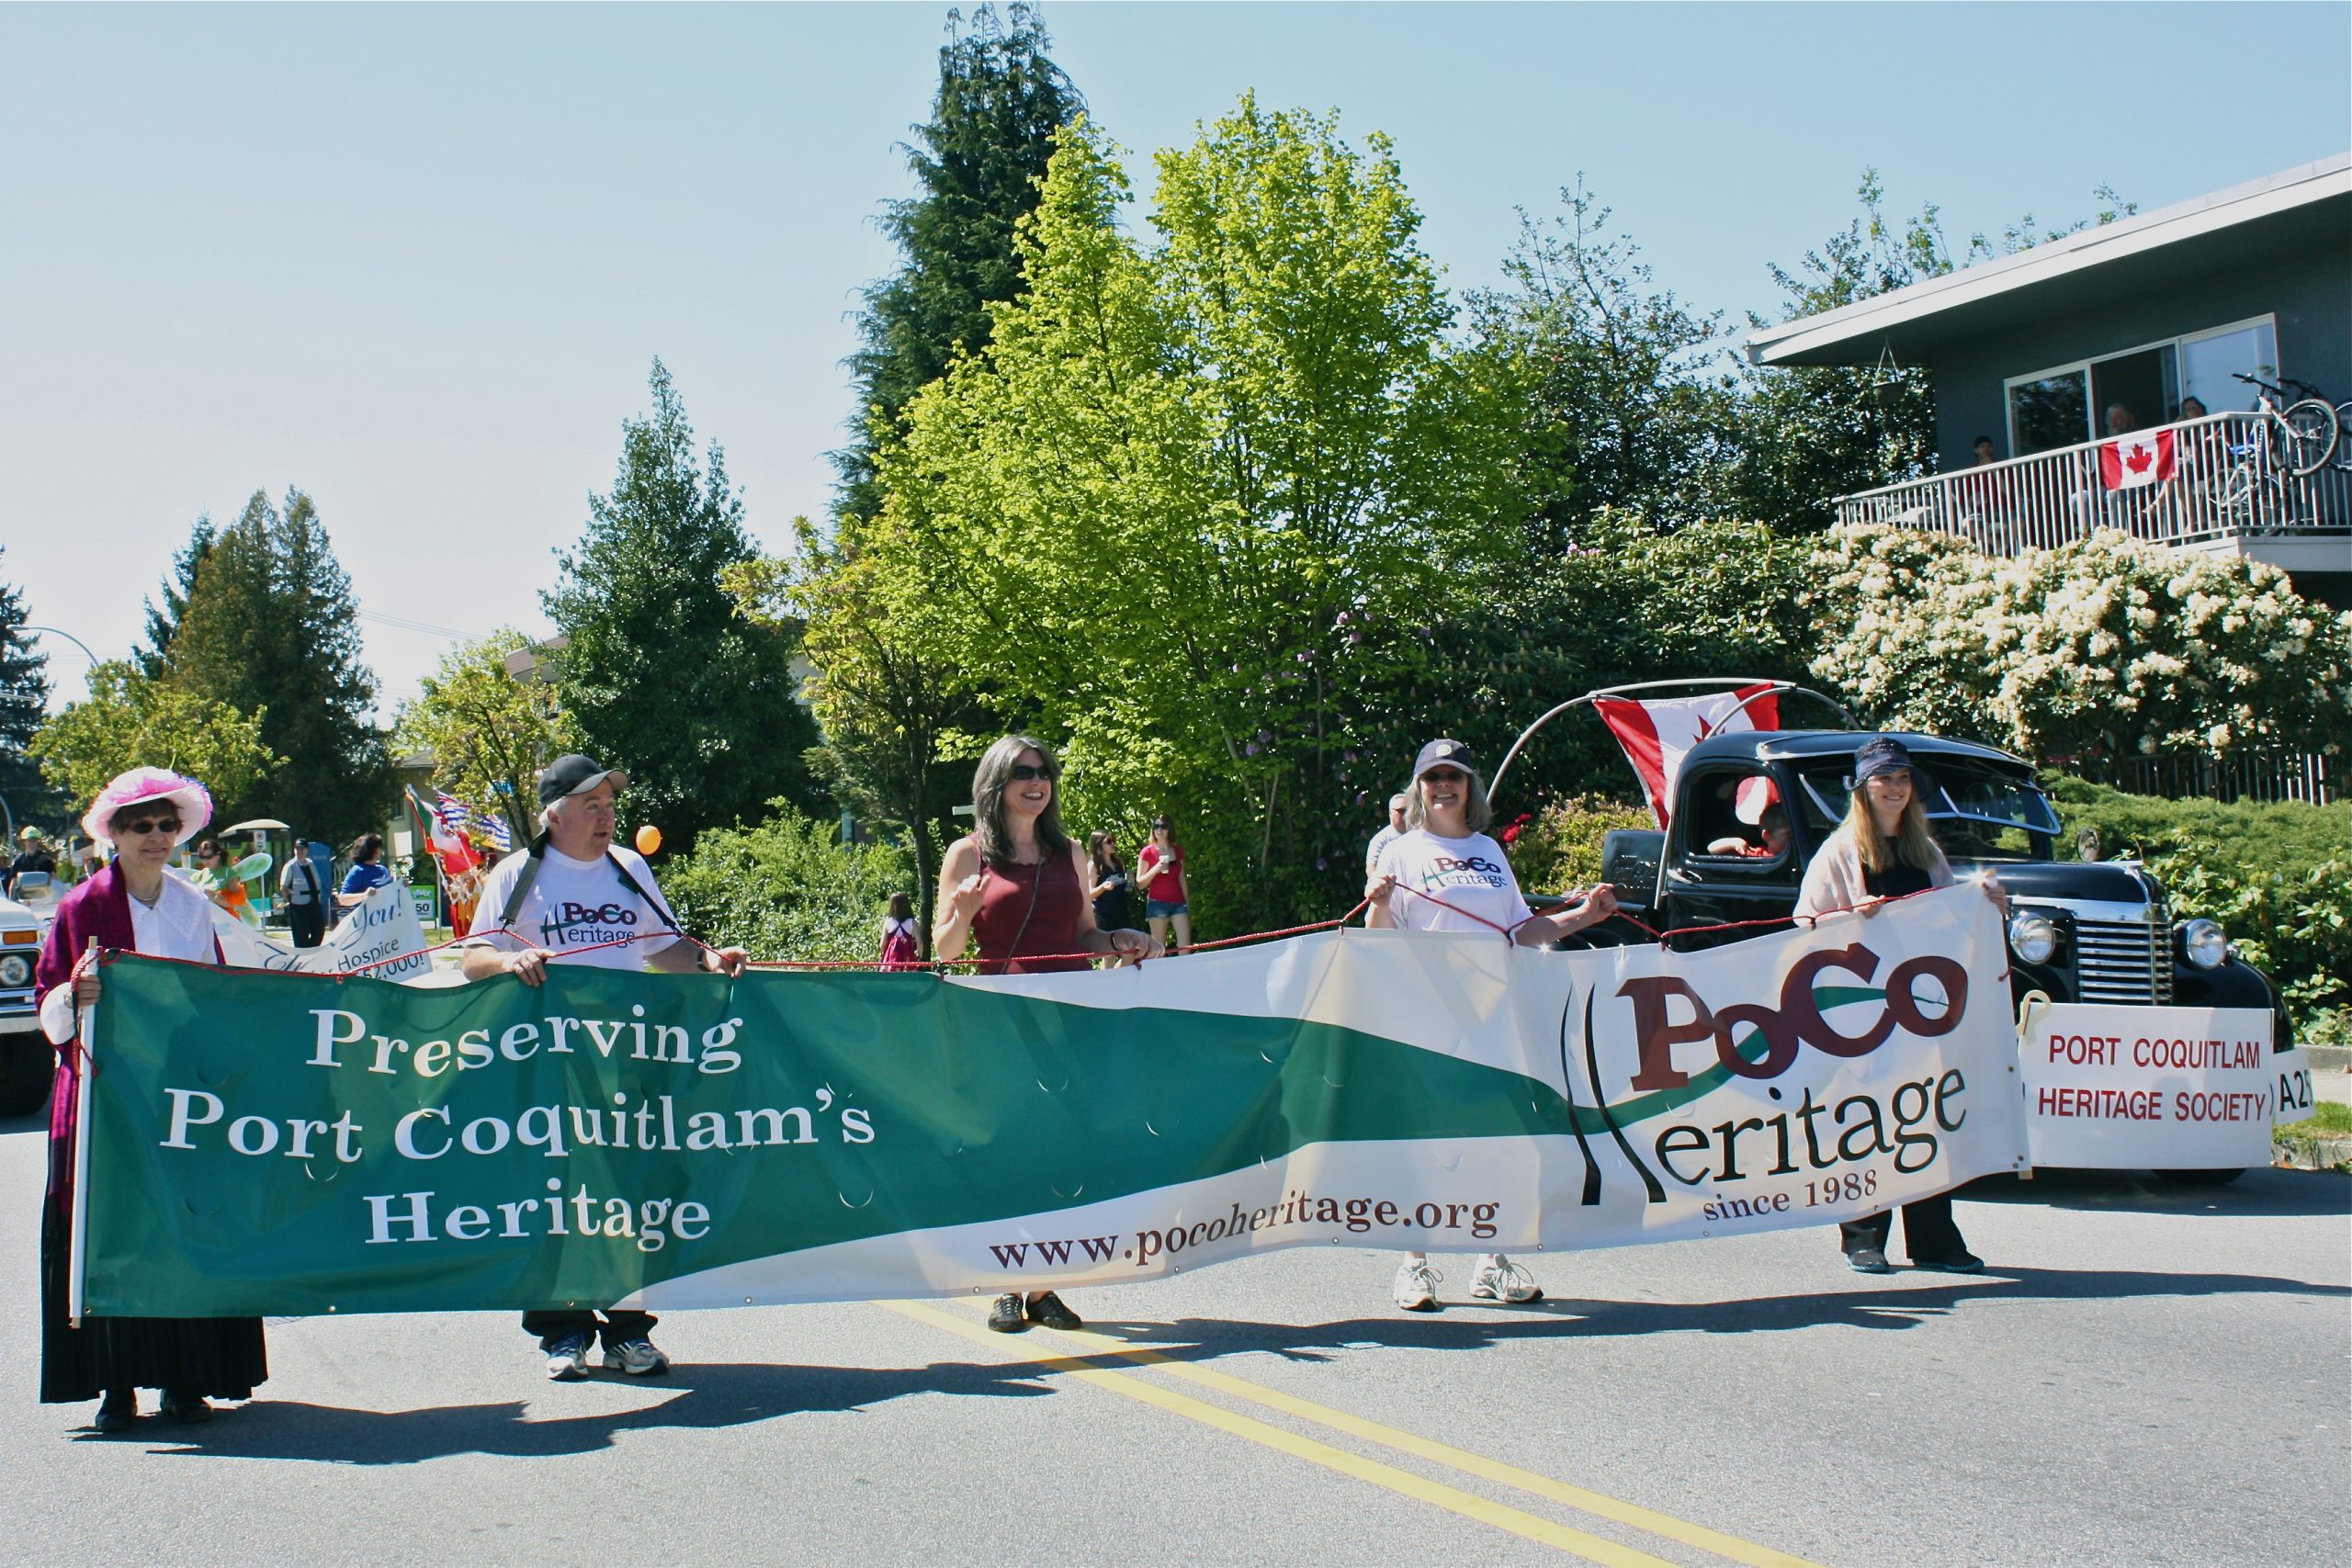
(0, 881, 50, 1115)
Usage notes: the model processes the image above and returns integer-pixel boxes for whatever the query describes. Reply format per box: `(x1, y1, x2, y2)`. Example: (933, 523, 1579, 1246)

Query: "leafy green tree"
(30, 660, 279, 813)
(873, 104, 1520, 933)
(163, 488, 391, 842)
(1464, 179, 1739, 550)
(0, 552, 57, 833)
(545, 360, 823, 852)
(661, 807, 916, 963)
(1724, 174, 2137, 534)
(134, 515, 216, 680)
(390, 629, 567, 847)
(835, 2, 1082, 524)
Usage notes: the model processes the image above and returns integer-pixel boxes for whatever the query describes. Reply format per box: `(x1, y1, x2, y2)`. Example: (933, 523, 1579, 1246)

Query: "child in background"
(878, 891, 922, 969)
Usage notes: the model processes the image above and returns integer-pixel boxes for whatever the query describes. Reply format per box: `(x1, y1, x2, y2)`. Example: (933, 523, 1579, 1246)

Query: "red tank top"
(968, 841, 1090, 975)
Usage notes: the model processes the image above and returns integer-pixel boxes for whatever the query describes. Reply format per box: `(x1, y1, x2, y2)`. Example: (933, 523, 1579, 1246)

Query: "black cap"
(1411, 739, 1476, 779)
(1853, 736, 1916, 784)
(537, 754, 630, 807)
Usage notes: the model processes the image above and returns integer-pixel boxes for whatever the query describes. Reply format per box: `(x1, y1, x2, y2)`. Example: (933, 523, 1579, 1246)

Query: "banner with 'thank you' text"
(75, 886, 2025, 1318)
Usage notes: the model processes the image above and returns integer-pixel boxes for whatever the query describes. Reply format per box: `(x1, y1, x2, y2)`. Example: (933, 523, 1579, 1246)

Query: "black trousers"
(288, 903, 326, 948)
(523, 1310, 657, 1348)
(1839, 1195, 1966, 1260)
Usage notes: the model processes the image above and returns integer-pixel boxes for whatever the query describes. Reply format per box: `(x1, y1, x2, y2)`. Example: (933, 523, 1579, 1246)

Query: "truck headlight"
(0, 953, 28, 987)
(2182, 919, 2229, 969)
(2007, 911, 2058, 965)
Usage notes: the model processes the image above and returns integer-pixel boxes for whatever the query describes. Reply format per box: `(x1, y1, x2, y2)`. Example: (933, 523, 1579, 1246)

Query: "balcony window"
(2004, 314, 2278, 453)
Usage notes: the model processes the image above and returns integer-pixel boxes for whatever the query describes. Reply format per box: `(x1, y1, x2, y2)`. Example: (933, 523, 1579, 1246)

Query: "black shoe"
(159, 1390, 213, 1424)
(1846, 1247, 1893, 1274)
(1910, 1250, 1984, 1273)
(1025, 1292, 1081, 1330)
(987, 1292, 1029, 1333)
(93, 1389, 138, 1434)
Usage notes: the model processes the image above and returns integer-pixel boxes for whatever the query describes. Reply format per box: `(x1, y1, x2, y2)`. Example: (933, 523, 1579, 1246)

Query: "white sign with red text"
(2022, 1003, 2282, 1168)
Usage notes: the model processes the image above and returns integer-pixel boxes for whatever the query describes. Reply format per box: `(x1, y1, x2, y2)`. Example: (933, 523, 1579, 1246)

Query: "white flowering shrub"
(1809, 525, 2352, 765)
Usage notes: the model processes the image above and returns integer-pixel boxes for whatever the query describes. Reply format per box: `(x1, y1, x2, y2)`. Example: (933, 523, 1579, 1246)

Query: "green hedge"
(1504, 794, 1656, 896)
(2040, 773, 2350, 1027)
(660, 809, 916, 964)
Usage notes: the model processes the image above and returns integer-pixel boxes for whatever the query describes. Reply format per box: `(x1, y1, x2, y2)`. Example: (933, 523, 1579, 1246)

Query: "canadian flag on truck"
(2098, 429, 2175, 491)
(1594, 685, 1781, 828)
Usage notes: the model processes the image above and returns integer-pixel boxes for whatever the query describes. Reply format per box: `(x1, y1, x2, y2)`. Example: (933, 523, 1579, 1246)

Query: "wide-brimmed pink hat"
(82, 767, 213, 848)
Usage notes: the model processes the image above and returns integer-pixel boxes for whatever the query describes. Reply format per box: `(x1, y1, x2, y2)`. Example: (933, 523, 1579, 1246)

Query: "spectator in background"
(280, 836, 328, 948)
(1971, 435, 1999, 466)
(2104, 402, 2137, 437)
(1087, 831, 1131, 938)
(2177, 395, 2208, 422)
(1364, 793, 1409, 878)
(6, 826, 58, 897)
(1136, 815, 1193, 954)
(336, 833, 393, 911)
(878, 891, 921, 969)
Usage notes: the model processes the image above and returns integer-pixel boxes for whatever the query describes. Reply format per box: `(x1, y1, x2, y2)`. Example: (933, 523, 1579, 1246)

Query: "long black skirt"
(39, 1201, 267, 1404)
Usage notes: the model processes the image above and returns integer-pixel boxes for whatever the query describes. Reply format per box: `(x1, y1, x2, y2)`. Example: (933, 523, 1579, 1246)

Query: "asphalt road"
(1, 1113, 2344, 1568)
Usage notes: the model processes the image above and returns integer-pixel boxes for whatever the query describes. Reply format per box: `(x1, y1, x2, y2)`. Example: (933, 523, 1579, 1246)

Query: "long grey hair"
(971, 734, 1069, 864)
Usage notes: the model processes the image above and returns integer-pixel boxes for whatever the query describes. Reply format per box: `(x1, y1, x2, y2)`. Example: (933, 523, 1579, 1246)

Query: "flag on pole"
(1593, 685, 1781, 828)
(2098, 430, 2175, 491)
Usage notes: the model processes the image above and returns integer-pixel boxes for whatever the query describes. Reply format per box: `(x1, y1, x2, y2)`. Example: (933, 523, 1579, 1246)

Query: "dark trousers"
(523, 1310, 657, 1348)
(288, 904, 326, 948)
(1839, 1195, 1966, 1260)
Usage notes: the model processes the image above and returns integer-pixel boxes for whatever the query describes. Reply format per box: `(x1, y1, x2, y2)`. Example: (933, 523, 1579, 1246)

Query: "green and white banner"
(209, 880, 433, 983)
(76, 887, 2025, 1318)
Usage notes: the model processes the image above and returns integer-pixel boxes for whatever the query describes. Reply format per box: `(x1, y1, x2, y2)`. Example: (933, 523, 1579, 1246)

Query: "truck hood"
(1956, 859, 2164, 906)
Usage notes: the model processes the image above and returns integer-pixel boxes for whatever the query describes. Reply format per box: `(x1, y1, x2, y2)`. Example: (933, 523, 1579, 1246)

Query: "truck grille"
(2075, 919, 2171, 1005)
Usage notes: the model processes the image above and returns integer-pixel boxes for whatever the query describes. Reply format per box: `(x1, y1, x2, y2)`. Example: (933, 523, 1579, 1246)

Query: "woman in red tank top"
(933, 735, 1160, 1334)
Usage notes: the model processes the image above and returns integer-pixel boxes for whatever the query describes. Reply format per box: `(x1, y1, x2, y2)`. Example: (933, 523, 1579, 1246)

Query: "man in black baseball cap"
(458, 753, 747, 1384)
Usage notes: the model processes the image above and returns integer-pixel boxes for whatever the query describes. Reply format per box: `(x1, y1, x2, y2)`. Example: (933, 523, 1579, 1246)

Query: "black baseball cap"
(537, 754, 630, 807)
(1853, 736, 1917, 784)
(1411, 739, 1476, 779)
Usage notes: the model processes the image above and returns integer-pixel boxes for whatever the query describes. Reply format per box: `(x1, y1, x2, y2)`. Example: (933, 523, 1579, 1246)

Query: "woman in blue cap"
(1795, 735, 2003, 1274)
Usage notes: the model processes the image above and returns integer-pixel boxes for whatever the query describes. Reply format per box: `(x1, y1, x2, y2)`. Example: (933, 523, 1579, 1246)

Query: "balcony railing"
(1833, 412, 2352, 555)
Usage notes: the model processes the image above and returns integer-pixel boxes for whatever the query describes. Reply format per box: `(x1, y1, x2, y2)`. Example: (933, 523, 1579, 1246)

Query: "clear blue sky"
(5, 2, 2346, 721)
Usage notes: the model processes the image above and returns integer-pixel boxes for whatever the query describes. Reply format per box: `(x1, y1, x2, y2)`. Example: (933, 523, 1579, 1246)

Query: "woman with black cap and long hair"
(1366, 738, 1619, 1313)
(1795, 734, 2004, 1275)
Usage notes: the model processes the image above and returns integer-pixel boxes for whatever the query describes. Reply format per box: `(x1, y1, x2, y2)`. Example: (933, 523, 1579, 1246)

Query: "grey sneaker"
(1467, 1255, 1544, 1303)
(1392, 1259, 1442, 1311)
(543, 1331, 591, 1381)
(602, 1337, 671, 1376)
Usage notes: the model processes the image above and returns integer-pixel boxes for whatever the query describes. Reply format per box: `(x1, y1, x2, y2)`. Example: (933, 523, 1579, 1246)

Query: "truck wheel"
(0, 1047, 53, 1119)
(2152, 1168, 2245, 1186)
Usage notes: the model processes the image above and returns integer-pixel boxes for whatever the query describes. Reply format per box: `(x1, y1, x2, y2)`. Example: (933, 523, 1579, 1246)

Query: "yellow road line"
(879, 1298, 1683, 1568)
(1016, 1317, 1829, 1568)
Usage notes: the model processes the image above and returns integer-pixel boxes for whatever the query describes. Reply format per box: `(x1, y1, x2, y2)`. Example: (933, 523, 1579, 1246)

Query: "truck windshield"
(1795, 761, 2059, 861)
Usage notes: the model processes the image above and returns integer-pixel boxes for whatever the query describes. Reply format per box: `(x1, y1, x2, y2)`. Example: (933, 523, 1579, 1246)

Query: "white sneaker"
(1392, 1260, 1442, 1312)
(1468, 1255, 1544, 1304)
(543, 1331, 590, 1381)
(602, 1337, 672, 1376)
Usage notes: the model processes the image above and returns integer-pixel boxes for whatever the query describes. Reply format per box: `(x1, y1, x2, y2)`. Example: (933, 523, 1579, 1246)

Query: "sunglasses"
(1421, 769, 1470, 784)
(1009, 764, 1057, 782)
(119, 817, 182, 838)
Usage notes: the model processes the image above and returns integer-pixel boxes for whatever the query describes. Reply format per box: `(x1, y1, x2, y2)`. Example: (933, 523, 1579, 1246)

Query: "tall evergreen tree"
(832, 2, 1081, 523)
(544, 360, 822, 853)
(0, 549, 58, 834)
(166, 488, 391, 843)
(135, 514, 217, 679)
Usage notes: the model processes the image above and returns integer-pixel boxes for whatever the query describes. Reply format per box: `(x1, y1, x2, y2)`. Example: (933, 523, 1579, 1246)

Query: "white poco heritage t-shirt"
(1375, 829, 1533, 935)
(466, 845, 684, 970)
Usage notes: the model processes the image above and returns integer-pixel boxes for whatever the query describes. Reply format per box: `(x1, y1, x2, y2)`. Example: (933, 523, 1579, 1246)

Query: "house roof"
(1746, 153, 2352, 367)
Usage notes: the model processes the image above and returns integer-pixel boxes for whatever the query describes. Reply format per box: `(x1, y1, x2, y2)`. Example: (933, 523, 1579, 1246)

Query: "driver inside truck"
(1707, 803, 1791, 859)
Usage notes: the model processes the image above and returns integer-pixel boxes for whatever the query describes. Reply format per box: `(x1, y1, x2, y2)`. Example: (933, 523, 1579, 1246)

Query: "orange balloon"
(634, 824, 663, 856)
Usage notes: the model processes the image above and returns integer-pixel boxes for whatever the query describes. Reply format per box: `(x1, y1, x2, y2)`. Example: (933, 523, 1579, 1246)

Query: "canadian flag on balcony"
(1594, 685, 1781, 827)
(2098, 429, 2176, 491)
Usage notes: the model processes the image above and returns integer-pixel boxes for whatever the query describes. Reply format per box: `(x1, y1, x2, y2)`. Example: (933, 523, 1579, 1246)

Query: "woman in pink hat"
(32, 767, 268, 1435)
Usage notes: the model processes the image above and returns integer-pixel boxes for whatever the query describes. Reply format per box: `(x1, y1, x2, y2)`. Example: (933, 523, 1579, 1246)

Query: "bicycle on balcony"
(2232, 370, 2338, 476)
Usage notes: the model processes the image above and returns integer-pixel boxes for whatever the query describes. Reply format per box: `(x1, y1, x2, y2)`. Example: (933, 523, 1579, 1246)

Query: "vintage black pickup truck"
(1577, 726, 2287, 1049)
